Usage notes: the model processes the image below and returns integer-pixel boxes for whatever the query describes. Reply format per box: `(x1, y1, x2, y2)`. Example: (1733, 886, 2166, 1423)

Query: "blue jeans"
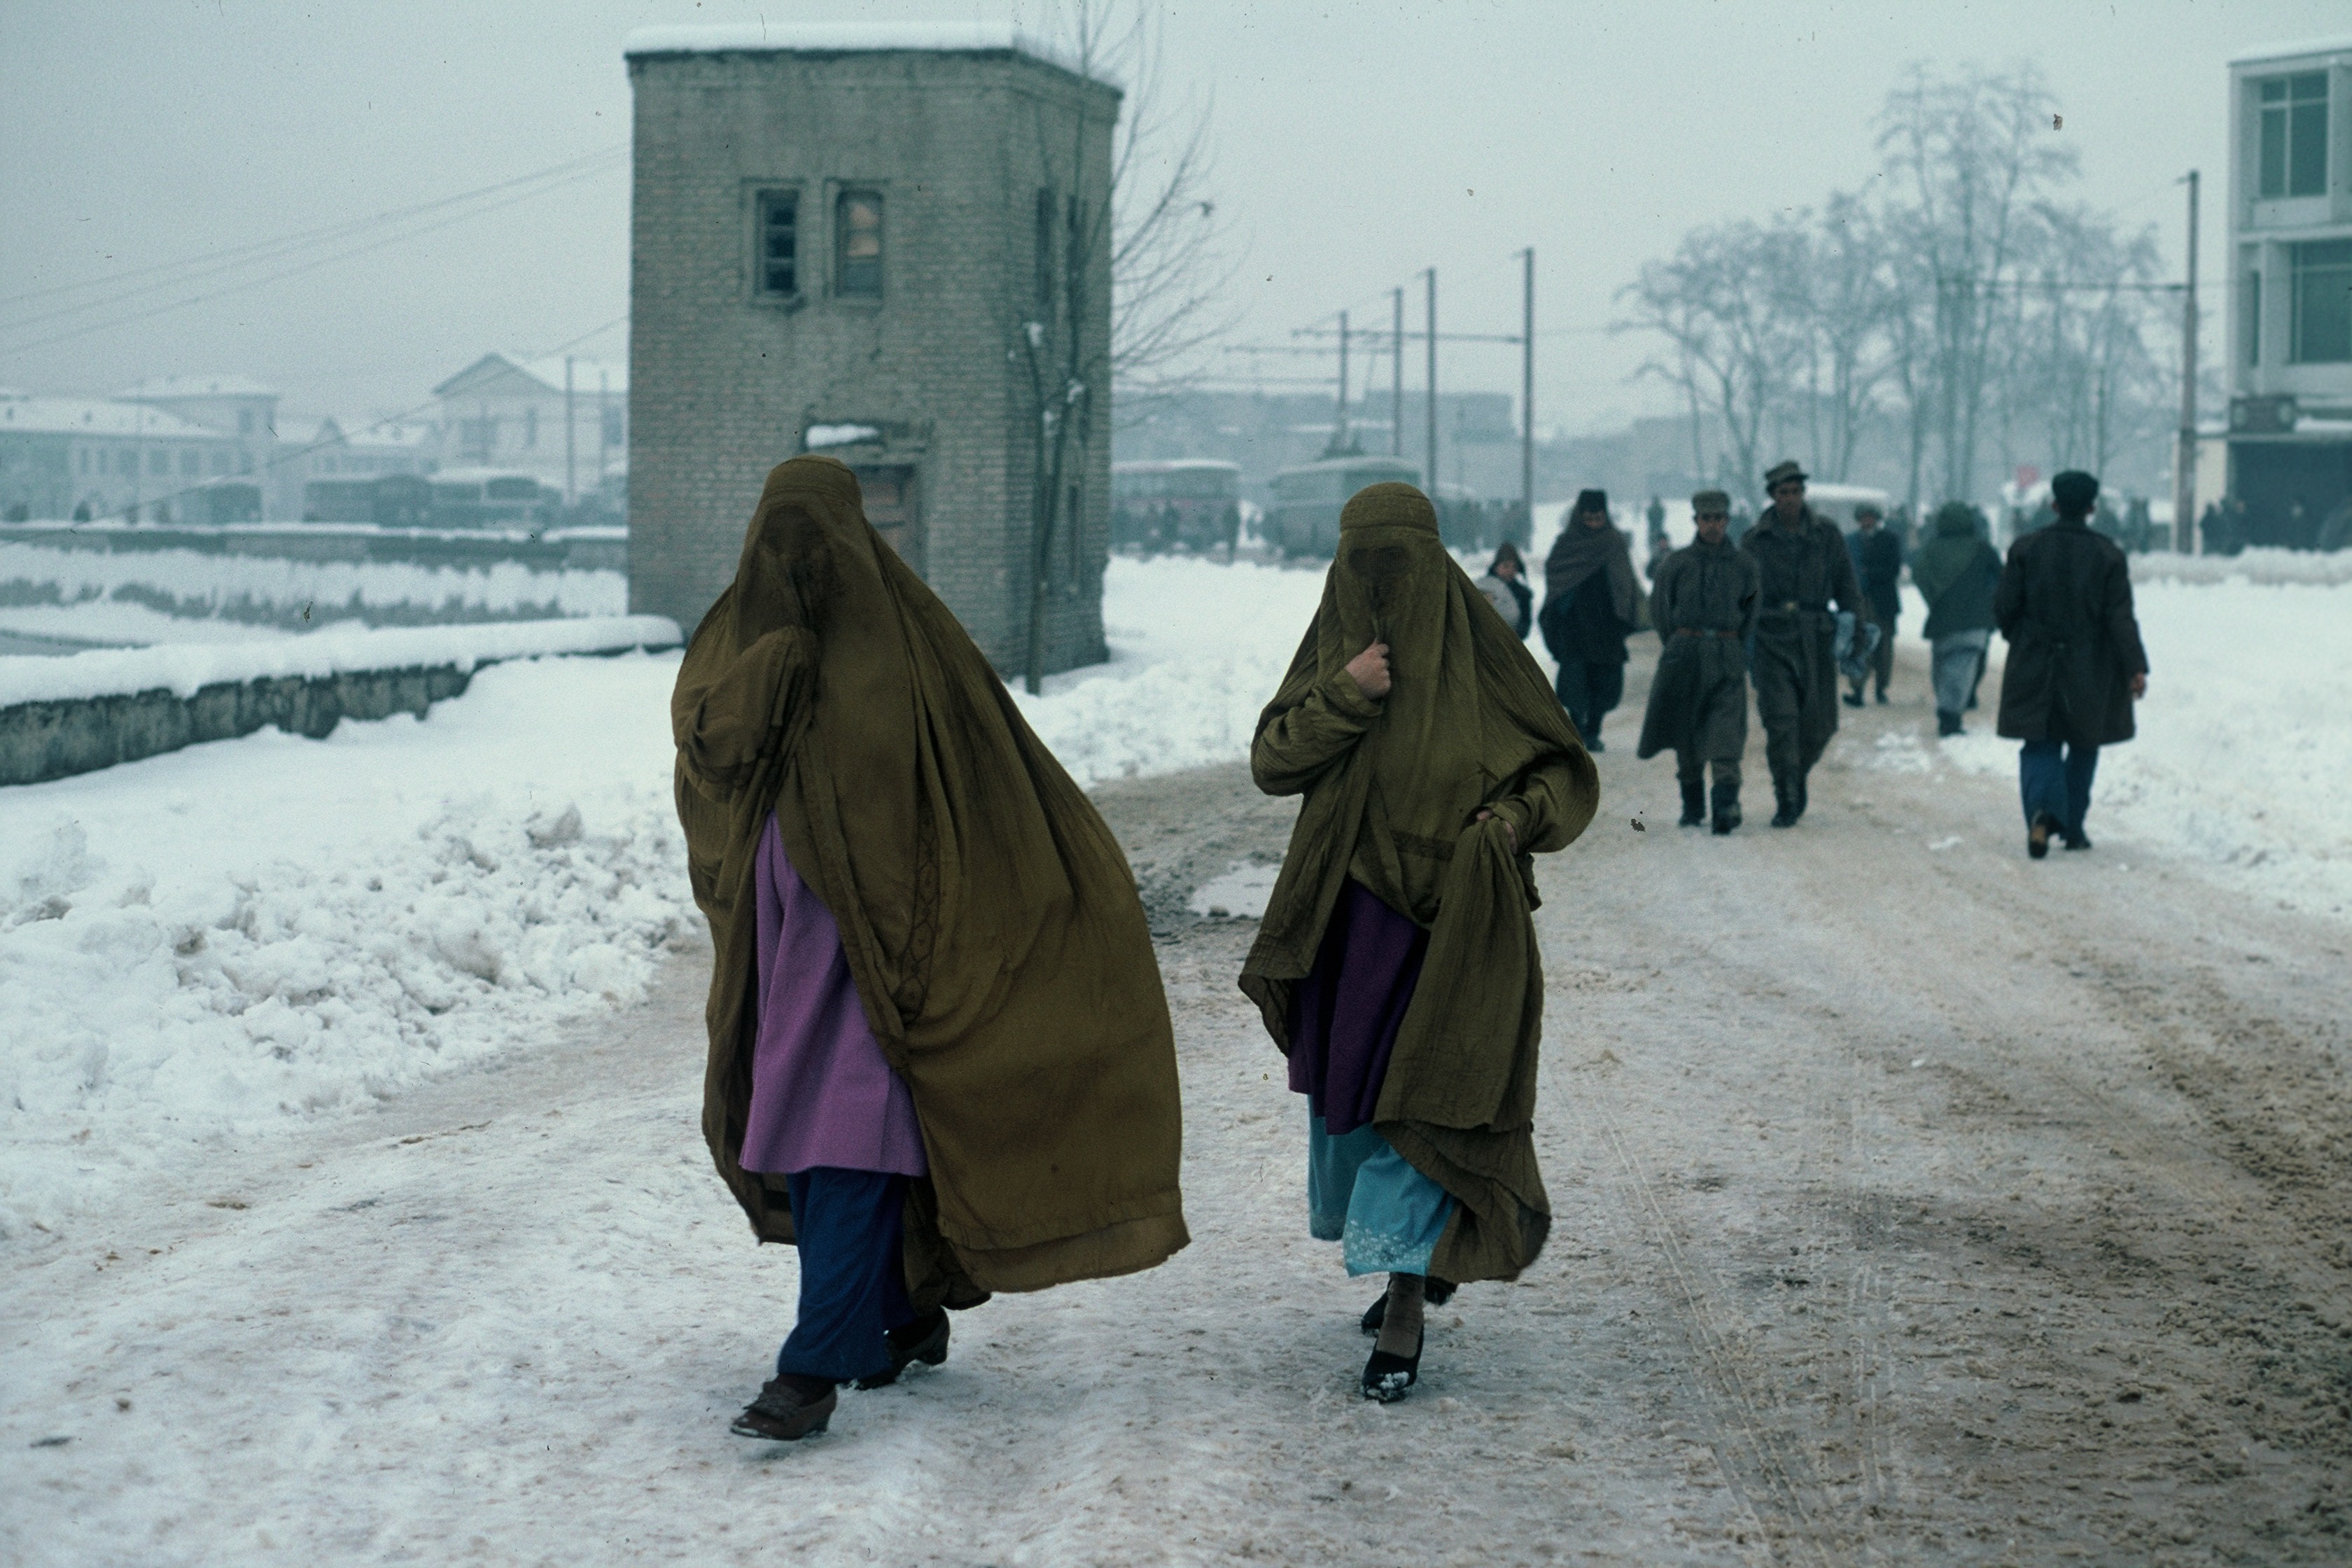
(776, 1168, 915, 1383)
(2018, 739, 2099, 839)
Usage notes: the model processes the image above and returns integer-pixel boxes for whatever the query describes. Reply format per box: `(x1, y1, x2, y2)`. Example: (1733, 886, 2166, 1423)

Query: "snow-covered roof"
(622, 22, 1113, 88)
(343, 422, 435, 451)
(113, 374, 279, 401)
(0, 396, 220, 440)
(268, 414, 336, 447)
(2230, 34, 2352, 66)
(433, 351, 628, 399)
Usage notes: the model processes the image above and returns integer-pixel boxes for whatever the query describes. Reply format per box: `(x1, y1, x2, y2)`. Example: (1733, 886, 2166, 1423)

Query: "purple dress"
(1287, 880, 1431, 1134)
(738, 816, 928, 1177)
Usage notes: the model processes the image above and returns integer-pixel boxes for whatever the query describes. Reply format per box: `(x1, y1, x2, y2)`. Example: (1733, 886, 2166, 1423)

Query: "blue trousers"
(1308, 1114, 1454, 1277)
(2019, 739, 2099, 838)
(776, 1168, 915, 1384)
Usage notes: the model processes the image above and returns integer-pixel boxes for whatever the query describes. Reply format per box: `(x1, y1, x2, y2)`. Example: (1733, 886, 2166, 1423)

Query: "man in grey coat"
(1638, 489, 1760, 834)
(1741, 460, 1871, 827)
(1994, 469, 2150, 858)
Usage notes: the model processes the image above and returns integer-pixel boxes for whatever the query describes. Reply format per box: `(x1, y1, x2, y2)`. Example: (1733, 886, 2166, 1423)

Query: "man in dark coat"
(1994, 469, 2150, 858)
(1740, 460, 1870, 827)
(1637, 489, 1760, 833)
(1912, 501, 2003, 736)
(1843, 501, 1903, 707)
(1539, 489, 1637, 750)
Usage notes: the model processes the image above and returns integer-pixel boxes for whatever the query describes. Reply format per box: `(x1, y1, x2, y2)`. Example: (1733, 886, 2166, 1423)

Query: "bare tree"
(1875, 62, 2077, 503)
(1013, 1, 1235, 694)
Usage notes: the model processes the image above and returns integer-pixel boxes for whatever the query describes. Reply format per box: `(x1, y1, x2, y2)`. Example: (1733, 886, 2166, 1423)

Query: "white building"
(0, 391, 248, 522)
(430, 352, 626, 502)
(2225, 34, 2352, 547)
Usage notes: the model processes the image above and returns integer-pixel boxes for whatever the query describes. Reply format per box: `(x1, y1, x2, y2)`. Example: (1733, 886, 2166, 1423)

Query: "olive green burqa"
(671, 456, 1187, 1298)
(1240, 483, 1600, 1283)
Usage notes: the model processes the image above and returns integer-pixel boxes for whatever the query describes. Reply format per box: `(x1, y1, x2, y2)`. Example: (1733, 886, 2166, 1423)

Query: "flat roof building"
(623, 22, 1119, 673)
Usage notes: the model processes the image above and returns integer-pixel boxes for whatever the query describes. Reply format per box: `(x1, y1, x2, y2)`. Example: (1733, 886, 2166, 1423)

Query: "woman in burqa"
(1538, 489, 1639, 750)
(1242, 482, 1599, 1401)
(672, 455, 1188, 1442)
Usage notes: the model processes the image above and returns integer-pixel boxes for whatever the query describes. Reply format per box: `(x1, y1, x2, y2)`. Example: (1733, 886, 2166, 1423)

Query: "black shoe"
(1792, 774, 1809, 821)
(1585, 734, 1606, 754)
(1711, 782, 1741, 835)
(2028, 811, 2059, 860)
(732, 1375, 837, 1441)
(1843, 691, 1865, 708)
(1936, 710, 1961, 737)
(853, 1308, 951, 1390)
(1875, 690, 1889, 705)
(1679, 779, 1706, 828)
(1770, 801, 1798, 828)
(1362, 1329, 1424, 1402)
(2062, 832, 2092, 852)
(1361, 1278, 1455, 1334)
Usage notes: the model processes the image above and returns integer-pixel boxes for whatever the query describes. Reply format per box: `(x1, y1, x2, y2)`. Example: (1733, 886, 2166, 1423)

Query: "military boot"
(1679, 778, 1706, 827)
(1770, 778, 1799, 828)
(1711, 781, 1742, 835)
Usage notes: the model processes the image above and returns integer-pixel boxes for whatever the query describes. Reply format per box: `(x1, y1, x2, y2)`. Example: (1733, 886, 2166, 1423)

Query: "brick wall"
(626, 46, 1116, 673)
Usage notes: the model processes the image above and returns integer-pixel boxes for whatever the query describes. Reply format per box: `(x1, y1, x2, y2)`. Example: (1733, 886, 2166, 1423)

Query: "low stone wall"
(1, 664, 483, 787)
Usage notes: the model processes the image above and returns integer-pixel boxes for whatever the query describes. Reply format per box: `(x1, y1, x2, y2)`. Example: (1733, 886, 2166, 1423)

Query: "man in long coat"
(1844, 501, 1903, 706)
(1994, 468, 2150, 858)
(1637, 489, 1759, 833)
(1740, 460, 1870, 826)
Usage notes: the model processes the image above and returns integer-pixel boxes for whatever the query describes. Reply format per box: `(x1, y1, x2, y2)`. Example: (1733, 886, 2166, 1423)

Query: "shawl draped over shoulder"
(671, 456, 1188, 1299)
(1240, 482, 1600, 1283)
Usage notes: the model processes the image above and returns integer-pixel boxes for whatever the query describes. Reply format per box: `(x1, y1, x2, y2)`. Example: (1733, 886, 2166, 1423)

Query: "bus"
(1265, 454, 1420, 558)
(1112, 459, 1242, 555)
(427, 469, 559, 531)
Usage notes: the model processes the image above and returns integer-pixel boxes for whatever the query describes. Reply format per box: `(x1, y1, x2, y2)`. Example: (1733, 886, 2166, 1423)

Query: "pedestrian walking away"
(1241, 482, 1598, 1403)
(1912, 501, 2003, 736)
(1539, 488, 1638, 750)
(1475, 539, 1534, 638)
(1844, 501, 1903, 706)
(1741, 461, 1871, 826)
(1637, 489, 1760, 833)
(1994, 468, 2150, 859)
(671, 455, 1189, 1443)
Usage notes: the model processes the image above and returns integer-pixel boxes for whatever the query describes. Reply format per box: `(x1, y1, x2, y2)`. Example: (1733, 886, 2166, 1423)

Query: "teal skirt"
(1307, 1113, 1454, 1276)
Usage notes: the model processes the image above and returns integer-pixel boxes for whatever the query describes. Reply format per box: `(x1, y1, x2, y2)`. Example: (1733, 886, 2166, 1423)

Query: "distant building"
(624, 23, 1119, 673)
(0, 389, 246, 522)
(113, 374, 279, 482)
(273, 415, 438, 521)
(2225, 34, 2352, 548)
(431, 351, 625, 505)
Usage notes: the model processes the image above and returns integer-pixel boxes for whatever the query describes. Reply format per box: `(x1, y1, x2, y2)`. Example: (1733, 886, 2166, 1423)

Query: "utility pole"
(564, 355, 577, 508)
(1334, 309, 1350, 452)
(2174, 169, 2199, 554)
(1424, 268, 1438, 491)
(1521, 246, 1535, 531)
(1390, 287, 1404, 457)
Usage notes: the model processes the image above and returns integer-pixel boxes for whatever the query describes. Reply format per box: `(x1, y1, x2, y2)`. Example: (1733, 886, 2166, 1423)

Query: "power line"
(1, 158, 626, 359)
(0, 145, 626, 318)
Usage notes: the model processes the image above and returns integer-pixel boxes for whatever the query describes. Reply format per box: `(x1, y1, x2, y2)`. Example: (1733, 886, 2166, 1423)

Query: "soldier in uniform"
(1740, 460, 1870, 827)
(1637, 489, 1760, 833)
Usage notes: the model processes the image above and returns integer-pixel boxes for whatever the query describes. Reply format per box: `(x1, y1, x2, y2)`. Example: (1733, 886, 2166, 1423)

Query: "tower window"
(755, 189, 799, 297)
(836, 190, 883, 298)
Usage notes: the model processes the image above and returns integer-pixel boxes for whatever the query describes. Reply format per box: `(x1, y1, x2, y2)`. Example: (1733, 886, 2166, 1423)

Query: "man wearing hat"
(1844, 500, 1903, 708)
(1637, 489, 1760, 832)
(1994, 469, 2150, 858)
(1741, 461, 1870, 827)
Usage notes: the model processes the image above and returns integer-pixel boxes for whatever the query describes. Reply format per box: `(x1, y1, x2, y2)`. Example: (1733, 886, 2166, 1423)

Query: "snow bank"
(1917, 579, 2352, 921)
(0, 654, 694, 1243)
(0, 615, 679, 707)
(2129, 547, 2352, 587)
(0, 539, 625, 642)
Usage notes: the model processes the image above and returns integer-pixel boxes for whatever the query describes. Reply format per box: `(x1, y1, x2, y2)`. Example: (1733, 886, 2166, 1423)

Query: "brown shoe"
(2027, 811, 2058, 860)
(730, 1375, 836, 1441)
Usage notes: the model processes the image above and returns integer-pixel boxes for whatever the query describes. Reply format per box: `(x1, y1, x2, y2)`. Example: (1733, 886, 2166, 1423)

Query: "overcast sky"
(2, 0, 2343, 437)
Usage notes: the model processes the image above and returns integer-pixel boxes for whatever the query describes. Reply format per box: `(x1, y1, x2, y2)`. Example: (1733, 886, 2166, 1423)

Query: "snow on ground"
(6, 550, 2347, 1252)
(0, 539, 625, 646)
(0, 653, 694, 1244)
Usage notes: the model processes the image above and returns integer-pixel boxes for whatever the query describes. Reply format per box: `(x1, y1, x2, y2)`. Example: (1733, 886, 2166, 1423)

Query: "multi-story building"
(2225, 34, 2352, 548)
(623, 22, 1119, 674)
(0, 389, 248, 522)
(430, 352, 626, 504)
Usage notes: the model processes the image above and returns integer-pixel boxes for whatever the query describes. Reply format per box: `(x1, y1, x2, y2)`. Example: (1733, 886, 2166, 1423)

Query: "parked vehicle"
(1112, 460, 1242, 555)
(1266, 454, 1420, 558)
(426, 468, 559, 531)
(195, 479, 264, 526)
